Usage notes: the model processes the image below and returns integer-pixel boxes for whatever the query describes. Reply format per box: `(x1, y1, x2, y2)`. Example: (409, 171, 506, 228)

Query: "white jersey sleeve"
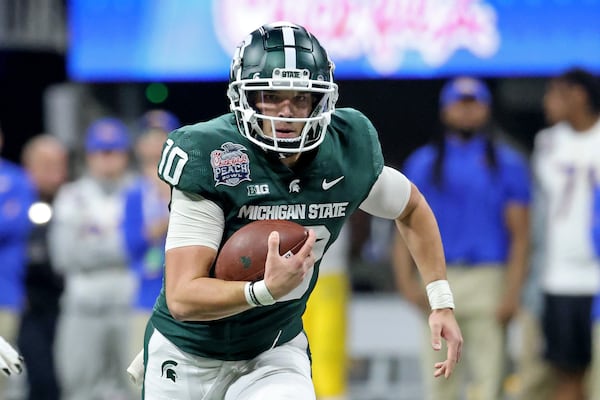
(359, 166, 411, 219)
(165, 189, 225, 251)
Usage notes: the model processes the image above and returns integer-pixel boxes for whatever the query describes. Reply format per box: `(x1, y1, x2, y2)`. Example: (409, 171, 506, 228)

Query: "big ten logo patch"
(247, 184, 270, 196)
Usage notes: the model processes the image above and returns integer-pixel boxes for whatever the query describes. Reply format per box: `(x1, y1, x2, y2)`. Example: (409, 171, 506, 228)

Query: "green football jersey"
(152, 108, 384, 360)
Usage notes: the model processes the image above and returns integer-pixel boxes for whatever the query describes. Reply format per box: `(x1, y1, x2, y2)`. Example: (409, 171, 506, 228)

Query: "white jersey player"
(531, 68, 600, 400)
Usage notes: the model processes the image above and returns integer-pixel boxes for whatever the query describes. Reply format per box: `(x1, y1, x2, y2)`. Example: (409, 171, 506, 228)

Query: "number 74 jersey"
(532, 119, 600, 295)
(152, 108, 384, 360)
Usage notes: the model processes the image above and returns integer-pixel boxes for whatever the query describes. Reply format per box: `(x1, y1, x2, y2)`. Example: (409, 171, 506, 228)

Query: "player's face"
(86, 150, 129, 180)
(441, 98, 490, 132)
(136, 129, 171, 197)
(137, 129, 167, 180)
(253, 90, 313, 139)
(29, 143, 68, 198)
(543, 80, 571, 125)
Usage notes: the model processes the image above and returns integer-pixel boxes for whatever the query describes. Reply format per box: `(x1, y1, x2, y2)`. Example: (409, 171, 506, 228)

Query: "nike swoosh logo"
(322, 176, 344, 190)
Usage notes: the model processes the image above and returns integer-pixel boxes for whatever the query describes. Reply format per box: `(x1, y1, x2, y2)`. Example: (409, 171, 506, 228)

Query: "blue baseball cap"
(440, 77, 491, 108)
(85, 117, 131, 152)
(140, 109, 180, 133)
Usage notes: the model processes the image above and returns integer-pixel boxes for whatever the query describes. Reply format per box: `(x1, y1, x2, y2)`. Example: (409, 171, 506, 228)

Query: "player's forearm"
(394, 192, 447, 285)
(391, 231, 419, 292)
(164, 247, 255, 321)
(166, 277, 254, 321)
(503, 205, 530, 299)
(504, 236, 529, 298)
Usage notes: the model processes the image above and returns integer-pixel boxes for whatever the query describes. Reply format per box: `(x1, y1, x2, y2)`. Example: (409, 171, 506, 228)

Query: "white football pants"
(143, 328, 315, 400)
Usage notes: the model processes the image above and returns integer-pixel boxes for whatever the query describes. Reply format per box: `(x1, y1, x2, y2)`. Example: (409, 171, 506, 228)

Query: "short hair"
(555, 67, 600, 112)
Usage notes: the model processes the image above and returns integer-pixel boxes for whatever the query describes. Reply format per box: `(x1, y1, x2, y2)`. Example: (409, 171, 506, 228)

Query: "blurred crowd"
(0, 67, 599, 400)
(0, 109, 177, 400)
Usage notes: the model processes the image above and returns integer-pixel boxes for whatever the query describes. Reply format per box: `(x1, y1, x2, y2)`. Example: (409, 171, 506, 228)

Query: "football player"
(533, 68, 600, 400)
(139, 21, 462, 399)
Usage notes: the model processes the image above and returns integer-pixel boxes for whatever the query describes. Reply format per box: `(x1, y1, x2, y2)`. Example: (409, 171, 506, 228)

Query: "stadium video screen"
(68, 0, 600, 81)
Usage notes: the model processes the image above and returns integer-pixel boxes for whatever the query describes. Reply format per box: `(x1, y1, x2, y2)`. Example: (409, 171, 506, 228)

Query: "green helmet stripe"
(282, 26, 296, 69)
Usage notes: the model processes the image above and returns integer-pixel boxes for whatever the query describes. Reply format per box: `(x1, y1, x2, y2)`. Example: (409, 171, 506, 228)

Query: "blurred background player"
(17, 134, 69, 400)
(48, 117, 136, 400)
(393, 77, 531, 400)
(0, 124, 36, 399)
(123, 110, 179, 363)
(303, 223, 351, 400)
(531, 67, 600, 400)
(511, 71, 576, 400)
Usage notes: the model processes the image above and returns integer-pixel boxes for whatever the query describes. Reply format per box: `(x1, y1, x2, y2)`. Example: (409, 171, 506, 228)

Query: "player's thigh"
(226, 333, 315, 400)
(143, 326, 227, 400)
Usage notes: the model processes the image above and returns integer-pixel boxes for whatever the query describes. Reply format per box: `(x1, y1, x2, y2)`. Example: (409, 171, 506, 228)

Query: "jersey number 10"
(158, 138, 189, 185)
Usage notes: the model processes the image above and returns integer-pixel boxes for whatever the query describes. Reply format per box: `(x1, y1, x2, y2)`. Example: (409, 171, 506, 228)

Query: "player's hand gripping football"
(0, 336, 24, 377)
(429, 308, 463, 379)
(263, 229, 316, 299)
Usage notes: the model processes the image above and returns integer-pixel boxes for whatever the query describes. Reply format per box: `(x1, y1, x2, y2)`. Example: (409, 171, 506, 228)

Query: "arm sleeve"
(359, 166, 412, 219)
(165, 188, 225, 251)
(504, 152, 532, 205)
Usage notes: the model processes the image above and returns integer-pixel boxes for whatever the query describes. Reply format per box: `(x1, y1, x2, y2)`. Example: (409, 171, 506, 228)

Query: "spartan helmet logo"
(161, 360, 178, 383)
(289, 179, 301, 193)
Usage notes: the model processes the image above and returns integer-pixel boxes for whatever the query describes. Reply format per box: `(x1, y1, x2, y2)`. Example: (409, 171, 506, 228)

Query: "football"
(214, 220, 308, 281)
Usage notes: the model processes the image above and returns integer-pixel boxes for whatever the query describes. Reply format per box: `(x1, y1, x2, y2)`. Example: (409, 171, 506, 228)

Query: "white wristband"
(244, 282, 258, 307)
(252, 280, 276, 306)
(426, 280, 455, 310)
(244, 281, 276, 307)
